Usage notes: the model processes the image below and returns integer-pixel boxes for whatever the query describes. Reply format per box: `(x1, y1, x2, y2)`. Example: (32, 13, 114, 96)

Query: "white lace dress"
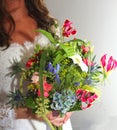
(0, 34, 73, 130)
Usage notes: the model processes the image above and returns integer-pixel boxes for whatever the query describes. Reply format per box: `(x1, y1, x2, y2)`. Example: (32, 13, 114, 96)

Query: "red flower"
(37, 90, 49, 98)
(26, 59, 37, 68)
(35, 50, 44, 56)
(82, 58, 94, 66)
(76, 89, 98, 110)
(63, 19, 72, 27)
(43, 82, 52, 92)
(26, 59, 33, 68)
(100, 54, 117, 73)
(37, 82, 53, 98)
(81, 45, 90, 53)
(62, 19, 77, 37)
(100, 54, 106, 68)
(82, 58, 89, 66)
(106, 56, 116, 72)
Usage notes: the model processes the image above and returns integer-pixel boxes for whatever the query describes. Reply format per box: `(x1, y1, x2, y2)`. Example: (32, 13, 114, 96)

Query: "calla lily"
(69, 54, 88, 72)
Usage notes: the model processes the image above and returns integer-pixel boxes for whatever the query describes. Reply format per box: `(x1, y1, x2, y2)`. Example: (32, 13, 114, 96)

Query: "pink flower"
(63, 19, 72, 27)
(43, 82, 52, 92)
(101, 54, 117, 73)
(37, 82, 53, 98)
(82, 58, 94, 66)
(31, 72, 39, 84)
(82, 58, 89, 66)
(100, 54, 107, 68)
(37, 90, 49, 98)
(76, 89, 98, 110)
(62, 19, 77, 37)
(81, 45, 90, 53)
(106, 56, 116, 71)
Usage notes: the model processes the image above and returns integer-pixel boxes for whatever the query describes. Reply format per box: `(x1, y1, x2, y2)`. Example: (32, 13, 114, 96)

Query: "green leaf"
(39, 50, 48, 112)
(60, 43, 75, 57)
(53, 53, 66, 65)
(9, 58, 23, 77)
(34, 44, 40, 53)
(36, 29, 55, 44)
(80, 85, 100, 96)
(70, 101, 82, 111)
(25, 97, 36, 109)
(70, 38, 85, 43)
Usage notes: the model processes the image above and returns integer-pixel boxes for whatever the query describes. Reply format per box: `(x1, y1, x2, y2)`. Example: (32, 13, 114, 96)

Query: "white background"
(45, 0, 117, 130)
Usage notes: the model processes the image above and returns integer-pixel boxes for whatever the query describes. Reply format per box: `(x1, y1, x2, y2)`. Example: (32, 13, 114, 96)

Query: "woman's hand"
(15, 108, 72, 126)
(15, 107, 43, 121)
(47, 111, 73, 127)
(15, 107, 32, 119)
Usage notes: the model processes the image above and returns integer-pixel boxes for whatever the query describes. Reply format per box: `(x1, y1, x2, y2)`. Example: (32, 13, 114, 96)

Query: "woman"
(0, 0, 73, 130)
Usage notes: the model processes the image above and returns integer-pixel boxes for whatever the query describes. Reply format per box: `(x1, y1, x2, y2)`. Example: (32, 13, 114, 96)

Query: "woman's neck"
(5, 0, 28, 20)
(5, 0, 38, 45)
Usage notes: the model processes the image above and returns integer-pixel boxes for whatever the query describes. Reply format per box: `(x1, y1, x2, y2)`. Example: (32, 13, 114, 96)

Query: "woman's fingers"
(15, 108, 73, 126)
(63, 112, 73, 123)
(47, 111, 73, 126)
(47, 111, 64, 126)
(15, 107, 32, 119)
(47, 111, 59, 120)
(50, 118, 64, 126)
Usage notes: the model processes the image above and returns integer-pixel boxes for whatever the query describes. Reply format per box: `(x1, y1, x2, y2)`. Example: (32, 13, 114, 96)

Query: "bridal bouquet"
(8, 20, 117, 130)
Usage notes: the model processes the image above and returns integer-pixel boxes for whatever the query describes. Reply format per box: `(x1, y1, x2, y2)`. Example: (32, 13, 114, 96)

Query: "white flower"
(69, 54, 88, 72)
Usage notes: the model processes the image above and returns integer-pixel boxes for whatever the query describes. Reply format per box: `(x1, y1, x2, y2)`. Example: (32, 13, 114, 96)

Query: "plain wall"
(45, 0, 117, 130)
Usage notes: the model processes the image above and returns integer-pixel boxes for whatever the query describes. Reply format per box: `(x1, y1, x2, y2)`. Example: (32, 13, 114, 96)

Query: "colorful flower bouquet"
(8, 20, 117, 130)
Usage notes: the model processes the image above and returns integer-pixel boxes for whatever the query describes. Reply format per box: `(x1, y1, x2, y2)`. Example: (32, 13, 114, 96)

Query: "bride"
(0, 0, 73, 130)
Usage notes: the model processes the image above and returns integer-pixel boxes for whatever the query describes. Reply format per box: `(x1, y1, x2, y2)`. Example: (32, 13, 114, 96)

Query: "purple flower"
(47, 62, 61, 84)
(48, 62, 54, 73)
(48, 62, 60, 74)
(74, 82, 80, 86)
(55, 74, 60, 84)
(56, 64, 60, 73)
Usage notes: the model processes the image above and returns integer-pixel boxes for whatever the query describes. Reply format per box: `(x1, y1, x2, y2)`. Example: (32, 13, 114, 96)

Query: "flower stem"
(42, 115, 55, 130)
(58, 126, 63, 130)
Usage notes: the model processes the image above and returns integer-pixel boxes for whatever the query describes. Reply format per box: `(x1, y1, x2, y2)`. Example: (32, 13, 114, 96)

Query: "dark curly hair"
(0, 0, 56, 48)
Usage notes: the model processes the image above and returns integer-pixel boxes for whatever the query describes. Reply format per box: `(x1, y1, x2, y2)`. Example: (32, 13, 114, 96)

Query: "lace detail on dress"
(0, 104, 15, 129)
(0, 33, 50, 129)
(10, 33, 51, 48)
(0, 32, 73, 130)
